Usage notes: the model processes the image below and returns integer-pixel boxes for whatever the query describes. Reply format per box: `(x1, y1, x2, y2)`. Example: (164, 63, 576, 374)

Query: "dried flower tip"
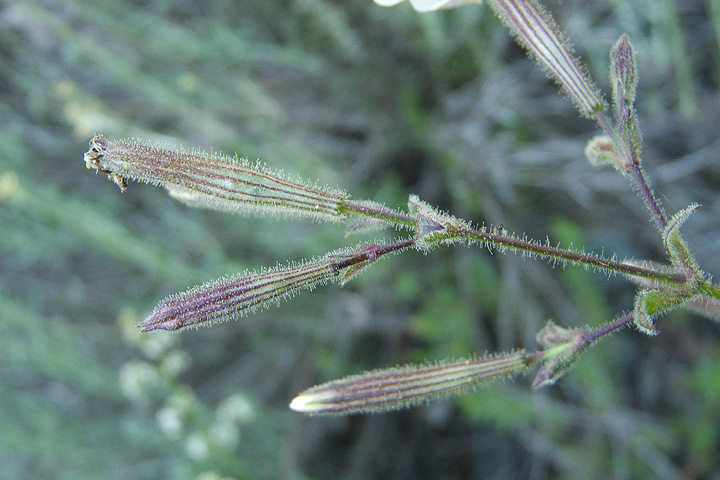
(373, 0, 482, 12)
(610, 34, 638, 112)
(488, 0, 605, 117)
(83, 134, 349, 222)
(290, 351, 532, 414)
(84, 135, 128, 191)
(535, 320, 579, 349)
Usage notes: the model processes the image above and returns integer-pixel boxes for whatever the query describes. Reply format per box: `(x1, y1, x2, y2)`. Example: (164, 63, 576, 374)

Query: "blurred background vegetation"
(2, 0, 720, 478)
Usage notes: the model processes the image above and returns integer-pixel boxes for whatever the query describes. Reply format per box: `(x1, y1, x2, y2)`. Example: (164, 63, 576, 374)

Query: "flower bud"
(488, 0, 605, 117)
(290, 351, 532, 414)
(84, 135, 349, 222)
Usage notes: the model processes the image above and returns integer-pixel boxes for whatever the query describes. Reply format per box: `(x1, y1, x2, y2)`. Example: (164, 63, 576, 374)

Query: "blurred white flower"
(156, 405, 183, 440)
(161, 350, 191, 376)
(168, 389, 197, 413)
(208, 421, 239, 449)
(373, 0, 482, 13)
(118, 361, 158, 402)
(197, 471, 237, 480)
(185, 432, 209, 461)
(215, 393, 255, 425)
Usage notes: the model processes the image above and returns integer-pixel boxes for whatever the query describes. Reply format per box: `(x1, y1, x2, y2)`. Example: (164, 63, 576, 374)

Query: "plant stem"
(594, 111, 668, 230)
(535, 313, 634, 364)
(583, 312, 634, 344)
(629, 164, 667, 230)
(459, 226, 684, 284)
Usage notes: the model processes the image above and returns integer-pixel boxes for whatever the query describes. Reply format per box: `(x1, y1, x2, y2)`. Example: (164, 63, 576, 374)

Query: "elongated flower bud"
(488, 0, 605, 117)
(138, 259, 338, 332)
(138, 239, 414, 332)
(610, 34, 638, 112)
(84, 135, 349, 222)
(290, 351, 533, 414)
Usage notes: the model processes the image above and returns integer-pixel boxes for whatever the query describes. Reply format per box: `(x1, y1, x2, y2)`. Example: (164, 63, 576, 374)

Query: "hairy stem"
(582, 312, 635, 344)
(629, 164, 668, 230)
(594, 112, 668, 231)
(459, 226, 684, 284)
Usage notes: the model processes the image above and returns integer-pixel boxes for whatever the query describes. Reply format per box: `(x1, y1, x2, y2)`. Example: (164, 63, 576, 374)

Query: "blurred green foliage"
(1, 0, 720, 479)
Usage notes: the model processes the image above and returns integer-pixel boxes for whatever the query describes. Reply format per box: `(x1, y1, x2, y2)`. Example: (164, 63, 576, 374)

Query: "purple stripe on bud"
(489, 0, 605, 117)
(138, 239, 416, 332)
(138, 259, 338, 332)
(290, 351, 533, 414)
(84, 134, 348, 221)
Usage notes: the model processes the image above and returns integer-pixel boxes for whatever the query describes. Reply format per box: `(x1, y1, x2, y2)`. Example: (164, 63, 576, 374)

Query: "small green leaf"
(639, 289, 688, 317)
(663, 204, 701, 275)
(633, 288, 692, 335)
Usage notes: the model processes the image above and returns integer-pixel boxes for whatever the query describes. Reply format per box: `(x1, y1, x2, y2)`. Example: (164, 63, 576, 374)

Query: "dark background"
(2, 0, 720, 478)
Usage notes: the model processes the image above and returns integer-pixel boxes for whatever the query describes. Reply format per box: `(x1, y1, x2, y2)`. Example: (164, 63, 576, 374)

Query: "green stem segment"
(459, 226, 684, 284)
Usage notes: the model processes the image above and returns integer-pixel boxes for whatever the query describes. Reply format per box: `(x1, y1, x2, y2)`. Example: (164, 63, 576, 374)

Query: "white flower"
(373, 0, 482, 13)
(156, 406, 183, 440)
(197, 472, 236, 480)
(208, 421, 239, 449)
(161, 350, 191, 376)
(118, 361, 158, 402)
(185, 432, 209, 461)
(216, 393, 255, 424)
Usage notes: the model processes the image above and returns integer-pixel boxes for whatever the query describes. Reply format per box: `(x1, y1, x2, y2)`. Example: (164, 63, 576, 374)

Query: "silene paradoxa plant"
(84, 0, 720, 415)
